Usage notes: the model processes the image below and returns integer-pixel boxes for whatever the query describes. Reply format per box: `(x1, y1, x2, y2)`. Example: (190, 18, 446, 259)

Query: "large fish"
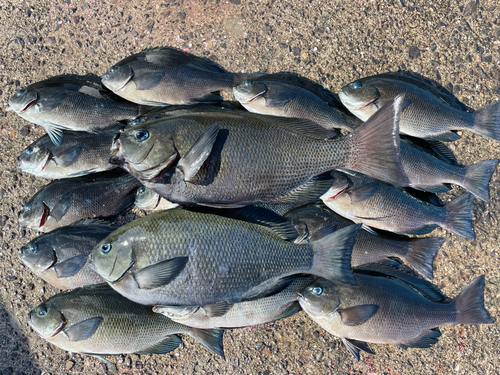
(19, 219, 116, 290)
(135, 186, 179, 211)
(90, 207, 359, 306)
(9, 74, 142, 146)
(338, 75, 500, 142)
(320, 172, 475, 239)
(17, 130, 119, 179)
(298, 273, 494, 359)
(18, 170, 140, 232)
(110, 96, 409, 208)
(101, 46, 262, 106)
(28, 284, 224, 357)
(154, 276, 314, 329)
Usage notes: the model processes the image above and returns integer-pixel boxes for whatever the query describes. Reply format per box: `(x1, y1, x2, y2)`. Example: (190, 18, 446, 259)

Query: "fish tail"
(473, 101, 500, 141)
(442, 193, 475, 239)
(404, 237, 444, 279)
(452, 275, 495, 325)
(310, 224, 360, 285)
(189, 327, 225, 358)
(462, 159, 499, 202)
(346, 95, 410, 187)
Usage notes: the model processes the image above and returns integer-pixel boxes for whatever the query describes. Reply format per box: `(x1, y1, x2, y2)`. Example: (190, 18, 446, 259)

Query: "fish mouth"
(39, 203, 50, 228)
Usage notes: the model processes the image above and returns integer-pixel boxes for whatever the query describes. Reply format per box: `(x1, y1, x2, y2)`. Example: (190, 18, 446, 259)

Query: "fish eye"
(101, 243, 112, 253)
(16, 89, 26, 96)
(130, 119, 141, 126)
(25, 147, 34, 155)
(352, 82, 362, 89)
(242, 80, 253, 86)
(25, 203, 32, 211)
(109, 66, 119, 74)
(134, 130, 149, 142)
(37, 306, 47, 317)
(29, 244, 39, 254)
(312, 286, 323, 295)
(138, 186, 146, 194)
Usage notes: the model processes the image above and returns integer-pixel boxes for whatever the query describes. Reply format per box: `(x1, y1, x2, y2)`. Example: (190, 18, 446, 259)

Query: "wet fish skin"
(28, 284, 224, 357)
(135, 185, 179, 211)
(19, 220, 117, 289)
(339, 76, 500, 141)
(153, 276, 315, 329)
(18, 170, 141, 233)
(298, 274, 494, 359)
(90, 207, 359, 306)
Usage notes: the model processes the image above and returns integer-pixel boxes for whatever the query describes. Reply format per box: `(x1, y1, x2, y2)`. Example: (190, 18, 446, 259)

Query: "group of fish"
(8, 46, 499, 365)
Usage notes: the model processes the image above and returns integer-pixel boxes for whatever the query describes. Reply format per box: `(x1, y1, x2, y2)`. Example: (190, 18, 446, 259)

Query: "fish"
(101, 46, 262, 106)
(320, 171, 475, 239)
(153, 276, 314, 329)
(284, 203, 443, 279)
(28, 284, 224, 357)
(338, 75, 500, 142)
(17, 130, 120, 179)
(135, 185, 179, 211)
(90, 206, 360, 306)
(110, 96, 409, 208)
(233, 79, 359, 132)
(19, 219, 117, 290)
(298, 273, 495, 359)
(18, 170, 141, 232)
(9, 74, 142, 146)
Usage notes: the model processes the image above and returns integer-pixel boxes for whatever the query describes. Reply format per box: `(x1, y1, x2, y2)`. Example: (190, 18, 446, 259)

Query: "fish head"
(19, 238, 56, 273)
(233, 81, 268, 105)
(320, 172, 351, 203)
(28, 302, 66, 339)
(17, 143, 52, 174)
(102, 64, 134, 92)
(18, 201, 50, 230)
(298, 279, 341, 317)
(338, 81, 380, 112)
(135, 185, 161, 210)
(9, 87, 39, 114)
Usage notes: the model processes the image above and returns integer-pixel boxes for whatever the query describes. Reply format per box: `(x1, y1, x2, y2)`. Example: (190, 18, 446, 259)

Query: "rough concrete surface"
(0, 0, 499, 374)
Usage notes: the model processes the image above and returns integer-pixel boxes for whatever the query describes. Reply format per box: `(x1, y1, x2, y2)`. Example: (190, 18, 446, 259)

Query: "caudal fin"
(189, 327, 225, 358)
(310, 224, 360, 285)
(405, 237, 444, 280)
(473, 101, 500, 141)
(462, 159, 499, 202)
(442, 193, 475, 239)
(346, 95, 410, 187)
(452, 275, 495, 325)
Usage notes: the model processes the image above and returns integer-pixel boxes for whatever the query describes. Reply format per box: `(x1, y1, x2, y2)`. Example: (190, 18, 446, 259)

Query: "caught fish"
(101, 46, 262, 106)
(18, 170, 140, 232)
(19, 219, 117, 289)
(9, 74, 142, 146)
(154, 276, 314, 329)
(28, 284, 224, 357)
(90, 206, 359, 306)
(284, 203, 443, 279)
(339, 75, 500, 141)
(135, 185, 179, 211)
(17, 130, 120, 179)
(321, 172, 475, 239)
(298, 273, 494, 359)
(110, 96, 409, 208)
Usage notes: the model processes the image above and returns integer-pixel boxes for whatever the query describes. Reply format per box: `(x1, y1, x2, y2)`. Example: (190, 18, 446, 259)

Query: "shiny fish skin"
(135, 186, 179, 211)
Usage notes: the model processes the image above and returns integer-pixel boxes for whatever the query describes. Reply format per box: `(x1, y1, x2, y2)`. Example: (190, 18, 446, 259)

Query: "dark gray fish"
(9, 74, 141, 146)
(110, 96, 409, 208)
(339, 76, 500, 142)
(19, 219, 117, 290)
(153, 276, 314, 329)
(90, 207, 359, 306)
(320, 172, 475, 239)
(135, 186, 179, 211)
(28, 284, 224, 357)
(101, 46, 262, 106)
(18, 170, 140, 232)
(17, 130, 120, 179)
(299, 274, 494, 359)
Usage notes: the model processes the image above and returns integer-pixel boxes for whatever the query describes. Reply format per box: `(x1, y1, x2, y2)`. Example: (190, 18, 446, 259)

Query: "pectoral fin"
(265, 91, 297, 107)
(348, 181, 380, 203)
(338, 304, 379, 326)
(202, 301, 233, 317)
(54, 254, 88, 278)
(37, 92, 68, 113)
(134, 72, 165, 90)
(56, 145, 83, 167)
(133, 256, 188, 289)
(50, 191, 73, 221)
(64, 317, 103, 341)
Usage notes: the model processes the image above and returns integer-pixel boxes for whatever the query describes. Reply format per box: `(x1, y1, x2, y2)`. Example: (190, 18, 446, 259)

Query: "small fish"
(339, 75, 500, 142)
(18, 170, 140, 232)
(90, 206, 359, 306)
(153, 276, 314, 329)
(28, 284, 224, 357)
(17, 130, 120, 179)
(19, 219, 117, 289)
(135, 186, 179, 211)
(321, 172, 475, 239)
(101, 46, 262, 106)
(299, 273, 494, 359)
(9, 74, 142, 146)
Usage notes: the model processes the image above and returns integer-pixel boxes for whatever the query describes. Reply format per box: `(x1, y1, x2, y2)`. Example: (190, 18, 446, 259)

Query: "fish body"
(28, 284, 224, 357)
(298, 273, 494, 358)
(90, 207, 359, 306)
(9, 74, 140, 146)
(135, 186, 179, 211)
(18, 171, 140, 232)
